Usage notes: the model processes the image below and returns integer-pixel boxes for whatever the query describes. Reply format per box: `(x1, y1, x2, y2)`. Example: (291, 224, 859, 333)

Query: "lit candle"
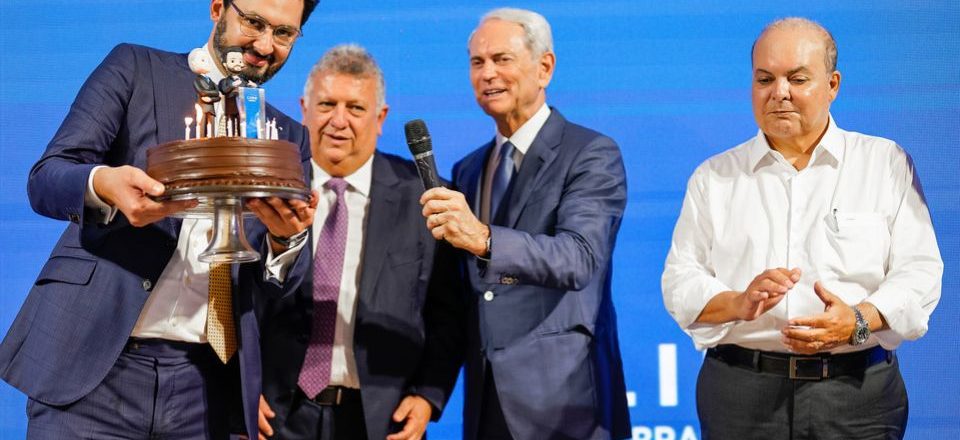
(194, 104, 202, 138)
(184, 117, 193, 140)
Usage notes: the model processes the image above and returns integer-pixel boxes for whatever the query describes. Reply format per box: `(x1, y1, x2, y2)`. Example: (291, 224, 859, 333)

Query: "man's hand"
(257, 395, 276, 440)
(92, 165, 197, 226)
(420, 187, 488, 256)
(781, 281, 856, 354)
(387, 395, 432, 440)
(696, 267, 800, 324)
(247, 190, 318, 254)
(736, 267, 801, 321)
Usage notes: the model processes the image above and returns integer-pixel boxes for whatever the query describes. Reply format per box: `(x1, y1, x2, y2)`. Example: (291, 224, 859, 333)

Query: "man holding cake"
(256, 44, 464, 440)
(0, 1, 320, 439)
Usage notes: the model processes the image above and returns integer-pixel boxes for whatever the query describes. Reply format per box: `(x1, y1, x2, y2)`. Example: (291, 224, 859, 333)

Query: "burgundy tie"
(298, 178, 349, 398)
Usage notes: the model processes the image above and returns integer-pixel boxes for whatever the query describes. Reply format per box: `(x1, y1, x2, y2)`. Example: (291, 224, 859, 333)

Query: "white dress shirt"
(308, 156, 373, 389)
(480, 103, 551, 222)
(86, 44, 299, 342)
(662, 117, 942, 353)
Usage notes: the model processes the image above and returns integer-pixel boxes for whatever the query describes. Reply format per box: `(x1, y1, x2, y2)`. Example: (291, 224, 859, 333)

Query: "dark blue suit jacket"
(453, 109, 631, 439)
(0, 44, 311, 439)
(258, 152, 465, 440)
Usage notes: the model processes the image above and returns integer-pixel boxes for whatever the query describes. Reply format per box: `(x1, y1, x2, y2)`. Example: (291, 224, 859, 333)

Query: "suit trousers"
(696, 351, 908, 440)
(478, 359, 514, 440)
(26, 338, 241, 440)
(274, 388, 368, 440)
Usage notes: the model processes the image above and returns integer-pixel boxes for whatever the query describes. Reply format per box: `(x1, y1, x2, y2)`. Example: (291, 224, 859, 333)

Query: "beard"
(212, 18, 287, 84)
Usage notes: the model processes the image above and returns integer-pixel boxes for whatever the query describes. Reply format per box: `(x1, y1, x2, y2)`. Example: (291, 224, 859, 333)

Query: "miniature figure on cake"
(188, 48, 220, 138)
(218, 47, 259, 137)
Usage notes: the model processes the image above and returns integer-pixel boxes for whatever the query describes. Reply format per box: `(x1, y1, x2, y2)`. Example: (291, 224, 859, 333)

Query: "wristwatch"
(849, 305, 871, 345)
(270, 229, 309, 249)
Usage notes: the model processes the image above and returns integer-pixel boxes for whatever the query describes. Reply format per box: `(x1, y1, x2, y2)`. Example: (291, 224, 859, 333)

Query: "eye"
(242, 17, 267, 32)
(348, 104, 366, 115)
(755, 77, 772, 85)
(470, 58, 484, 67)
(274, 26, 298, 41)
(790, 77, 809, 84)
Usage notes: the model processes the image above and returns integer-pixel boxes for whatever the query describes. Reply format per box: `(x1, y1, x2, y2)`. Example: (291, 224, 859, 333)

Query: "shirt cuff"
(84, 166, 118, 224)
(263, 237, 307, 282)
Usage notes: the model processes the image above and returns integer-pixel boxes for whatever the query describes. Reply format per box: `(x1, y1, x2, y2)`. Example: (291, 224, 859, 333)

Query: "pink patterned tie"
(298, 177, 349, 398)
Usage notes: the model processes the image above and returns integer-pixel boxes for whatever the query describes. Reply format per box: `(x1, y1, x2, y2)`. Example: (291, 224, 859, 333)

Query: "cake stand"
(158, 184, 311, 263)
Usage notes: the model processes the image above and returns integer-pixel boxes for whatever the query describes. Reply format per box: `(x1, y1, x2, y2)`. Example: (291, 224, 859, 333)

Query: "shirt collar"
(494, 103, 551, 155)
(748, 114, 845, 171)
(310, 154, 374, 197)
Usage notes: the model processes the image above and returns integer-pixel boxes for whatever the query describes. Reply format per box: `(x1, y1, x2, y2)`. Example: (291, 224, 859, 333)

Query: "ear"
(828, 70, 841, 102)
(538, 51, 556, 89)
(300, 96, 308, 121)
(210, 0, 224, 21)
(376, 104, 390, 136)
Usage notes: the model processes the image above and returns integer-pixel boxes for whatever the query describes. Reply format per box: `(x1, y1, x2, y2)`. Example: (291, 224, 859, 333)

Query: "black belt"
(707, 344, 892, 380)
(302, 386, 361, 406)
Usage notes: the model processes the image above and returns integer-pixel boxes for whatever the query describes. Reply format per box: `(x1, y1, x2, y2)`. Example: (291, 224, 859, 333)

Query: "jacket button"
(68, 213, 80, 223)
(500, 275, 518, 285)
(483, 290, 494, 301)
(142, 279, 153, 291)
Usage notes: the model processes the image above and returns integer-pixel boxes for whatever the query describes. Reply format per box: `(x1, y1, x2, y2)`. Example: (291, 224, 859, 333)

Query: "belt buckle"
(789, 356, 827, 380)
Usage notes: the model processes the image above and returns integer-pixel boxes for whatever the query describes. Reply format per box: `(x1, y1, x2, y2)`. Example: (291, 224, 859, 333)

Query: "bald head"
(752, 17, 837, 74)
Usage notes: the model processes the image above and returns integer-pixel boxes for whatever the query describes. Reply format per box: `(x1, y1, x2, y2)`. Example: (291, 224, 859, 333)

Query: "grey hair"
(469, 8, 554, 58)
(753, 17, 838, 73)
(303, 44, 386, 110)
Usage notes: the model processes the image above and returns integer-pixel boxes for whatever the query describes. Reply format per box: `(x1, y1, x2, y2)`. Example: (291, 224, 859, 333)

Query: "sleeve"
(866, 146, 943, 346)
(661, 165, 737, 349)
(481, 135, 627, 290)
(27, 44, 137, 226)
(409, 241, 467, 420)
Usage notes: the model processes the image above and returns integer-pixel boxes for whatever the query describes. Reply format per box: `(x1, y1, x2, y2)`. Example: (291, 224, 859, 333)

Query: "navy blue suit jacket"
(453, 109, 631, 439)
(258, 152, 465, 440)
(0, 44, 311, 439)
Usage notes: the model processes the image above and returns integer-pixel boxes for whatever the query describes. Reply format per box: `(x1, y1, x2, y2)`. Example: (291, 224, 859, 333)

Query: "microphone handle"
(413, 150, 441, 190)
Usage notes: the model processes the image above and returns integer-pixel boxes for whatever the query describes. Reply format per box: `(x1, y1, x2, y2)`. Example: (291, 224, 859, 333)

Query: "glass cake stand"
(158, 184, 311, 263)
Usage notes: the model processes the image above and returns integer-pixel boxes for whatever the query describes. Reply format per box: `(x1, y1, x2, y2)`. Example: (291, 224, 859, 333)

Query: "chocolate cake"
(147, 137, 306, 192)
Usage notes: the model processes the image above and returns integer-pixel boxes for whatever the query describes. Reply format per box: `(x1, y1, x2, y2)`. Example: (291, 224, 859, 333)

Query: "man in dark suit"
(420, 7, 631, 440)
(256, 45, 464, 440)
(0, 1, 320, 438)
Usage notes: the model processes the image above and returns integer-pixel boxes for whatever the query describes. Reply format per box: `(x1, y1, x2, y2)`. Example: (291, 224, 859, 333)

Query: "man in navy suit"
(0, 1, 320, 438)
(256, 44, 464, 440)
(420, 7, 631, 440)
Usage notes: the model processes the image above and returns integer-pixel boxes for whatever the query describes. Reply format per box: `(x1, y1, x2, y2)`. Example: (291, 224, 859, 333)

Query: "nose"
(251, 32, 275, 56)
(480, 60, 497, 81)
(772, 77, 790, 100)
(329, 105, 348, 129)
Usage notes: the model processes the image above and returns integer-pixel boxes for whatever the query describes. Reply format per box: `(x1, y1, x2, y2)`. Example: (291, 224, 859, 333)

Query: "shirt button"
(142, 279, 153, 291)
(483, 291, 494, 302)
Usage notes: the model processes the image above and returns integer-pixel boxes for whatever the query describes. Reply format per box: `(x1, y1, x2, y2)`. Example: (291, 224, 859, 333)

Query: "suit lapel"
(459, 140, 495, 213)
(153, 52, 197, 145)
(357, 153, 401, 300)
(503, 110, 564, 227)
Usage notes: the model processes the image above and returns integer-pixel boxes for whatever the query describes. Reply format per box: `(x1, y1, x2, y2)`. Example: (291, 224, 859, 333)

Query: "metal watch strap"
(270, 228, 309, 248)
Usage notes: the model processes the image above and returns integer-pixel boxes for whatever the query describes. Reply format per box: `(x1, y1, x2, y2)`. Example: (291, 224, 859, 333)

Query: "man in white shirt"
(256, 44, 464, 440)
(662, 17, 942, 439)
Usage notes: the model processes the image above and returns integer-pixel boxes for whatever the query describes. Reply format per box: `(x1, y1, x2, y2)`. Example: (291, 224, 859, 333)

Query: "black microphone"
(404, 119, 441, 190)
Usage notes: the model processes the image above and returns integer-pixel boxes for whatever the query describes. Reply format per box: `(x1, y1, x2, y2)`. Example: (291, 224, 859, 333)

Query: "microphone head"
(404, 119, 432, 154)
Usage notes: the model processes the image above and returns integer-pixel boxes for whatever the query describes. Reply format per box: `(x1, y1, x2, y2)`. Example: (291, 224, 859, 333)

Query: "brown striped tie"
(207, 263, 237, 363)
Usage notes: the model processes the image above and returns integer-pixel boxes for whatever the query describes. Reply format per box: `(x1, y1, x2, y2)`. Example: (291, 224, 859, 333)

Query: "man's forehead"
(469, 21, 527, 53)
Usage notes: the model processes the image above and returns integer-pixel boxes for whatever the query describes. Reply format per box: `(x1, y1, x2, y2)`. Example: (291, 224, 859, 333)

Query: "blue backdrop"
(0, 1, 957, 438)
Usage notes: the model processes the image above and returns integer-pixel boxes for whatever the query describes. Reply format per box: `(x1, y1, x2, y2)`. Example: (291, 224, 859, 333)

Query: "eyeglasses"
(229, 1, 302, 47)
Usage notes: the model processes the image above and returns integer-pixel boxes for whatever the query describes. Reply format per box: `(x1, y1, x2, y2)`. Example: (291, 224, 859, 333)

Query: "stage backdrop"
(0, 1, 957, 438)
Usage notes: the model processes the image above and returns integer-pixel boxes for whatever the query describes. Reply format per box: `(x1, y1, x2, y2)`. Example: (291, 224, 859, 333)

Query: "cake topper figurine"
(218, 47, 258, 137)
(188, 48, 220, 138)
